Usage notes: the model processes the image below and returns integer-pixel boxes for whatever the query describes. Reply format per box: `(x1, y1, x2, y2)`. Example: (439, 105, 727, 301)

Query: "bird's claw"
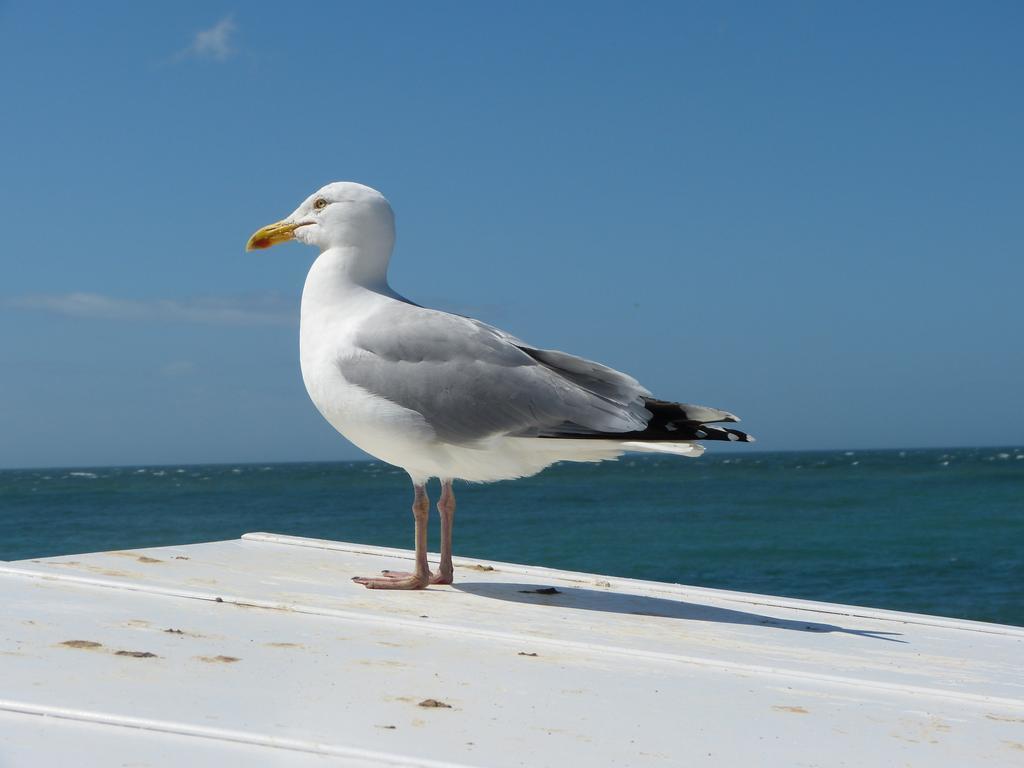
(381, 568, 454, 585)
(352, 572, 430, 590)
(350, 568, 453, 589)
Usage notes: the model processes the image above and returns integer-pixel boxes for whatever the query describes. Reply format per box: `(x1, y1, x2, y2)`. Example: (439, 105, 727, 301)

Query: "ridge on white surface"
(1, 533, 1022, 767)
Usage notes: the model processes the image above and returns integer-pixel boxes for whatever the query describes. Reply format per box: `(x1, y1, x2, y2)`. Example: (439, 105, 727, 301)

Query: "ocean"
(2, 447, 1021, 627)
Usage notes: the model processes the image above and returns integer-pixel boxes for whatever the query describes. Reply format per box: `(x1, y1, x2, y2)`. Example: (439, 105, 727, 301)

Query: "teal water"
(2, 447, 1022, 626)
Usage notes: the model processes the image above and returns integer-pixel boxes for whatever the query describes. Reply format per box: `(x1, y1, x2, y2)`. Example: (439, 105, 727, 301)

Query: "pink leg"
(353, 482, 431, 590)
(430, 479, 456, 585)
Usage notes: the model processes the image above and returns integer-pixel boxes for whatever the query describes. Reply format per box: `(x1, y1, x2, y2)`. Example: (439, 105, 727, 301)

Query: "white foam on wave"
(68, 472, 98, 479)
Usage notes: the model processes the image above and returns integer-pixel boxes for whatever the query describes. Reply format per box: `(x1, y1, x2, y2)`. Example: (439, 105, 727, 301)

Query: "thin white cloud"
(159, 360, 198, 377)
(178, 15, 237, 61)
(4, 292, 296, 327)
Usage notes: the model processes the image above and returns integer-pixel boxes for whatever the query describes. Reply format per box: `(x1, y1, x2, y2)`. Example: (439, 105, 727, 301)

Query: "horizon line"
(2, 443, 1021, 473)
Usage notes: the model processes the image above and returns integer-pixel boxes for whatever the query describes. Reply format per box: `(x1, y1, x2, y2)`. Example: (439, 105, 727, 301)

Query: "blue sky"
(1, 2, 1021, 469)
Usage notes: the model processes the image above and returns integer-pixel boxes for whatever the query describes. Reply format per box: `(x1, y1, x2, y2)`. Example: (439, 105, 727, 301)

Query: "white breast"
(299, 268, 439, 476)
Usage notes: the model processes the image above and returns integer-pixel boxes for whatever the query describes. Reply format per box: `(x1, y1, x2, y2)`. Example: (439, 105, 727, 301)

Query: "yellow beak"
(245, 220, 302, 251)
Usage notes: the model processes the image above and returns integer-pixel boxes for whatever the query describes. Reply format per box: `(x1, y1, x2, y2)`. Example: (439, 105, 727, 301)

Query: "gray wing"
(341, 303, 653, 445)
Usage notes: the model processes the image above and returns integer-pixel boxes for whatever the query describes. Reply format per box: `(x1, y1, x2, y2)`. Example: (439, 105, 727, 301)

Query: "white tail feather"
(621, 441, 705, 458)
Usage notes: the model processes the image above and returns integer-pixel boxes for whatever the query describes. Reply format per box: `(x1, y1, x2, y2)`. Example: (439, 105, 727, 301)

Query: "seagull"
(247, 182, 753, 590)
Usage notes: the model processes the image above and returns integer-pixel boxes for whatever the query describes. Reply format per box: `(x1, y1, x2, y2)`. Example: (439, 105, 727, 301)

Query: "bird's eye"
(313, 197, 328, 210)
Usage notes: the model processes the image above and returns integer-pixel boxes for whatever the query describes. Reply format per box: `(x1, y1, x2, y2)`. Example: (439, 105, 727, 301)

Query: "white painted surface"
(1, 533, 1022, 767)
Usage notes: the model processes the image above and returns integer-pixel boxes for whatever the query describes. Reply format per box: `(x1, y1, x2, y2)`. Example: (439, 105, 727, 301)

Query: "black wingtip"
(725, 427, 756, 443)
(537, 399, 755, 444)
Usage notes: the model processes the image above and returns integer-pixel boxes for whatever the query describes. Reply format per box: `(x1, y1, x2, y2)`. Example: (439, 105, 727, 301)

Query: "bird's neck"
(303, 246, 396, 306)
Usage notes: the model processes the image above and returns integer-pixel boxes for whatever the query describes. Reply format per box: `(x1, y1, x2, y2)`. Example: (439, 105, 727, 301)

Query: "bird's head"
(246, 182, 394, 253)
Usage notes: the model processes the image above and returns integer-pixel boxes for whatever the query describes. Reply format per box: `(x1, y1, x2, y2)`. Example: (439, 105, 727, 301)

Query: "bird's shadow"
(454, 581, 906, 643)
